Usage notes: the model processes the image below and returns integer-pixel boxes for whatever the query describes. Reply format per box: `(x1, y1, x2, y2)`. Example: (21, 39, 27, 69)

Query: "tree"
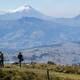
(47, 61, 56, 65)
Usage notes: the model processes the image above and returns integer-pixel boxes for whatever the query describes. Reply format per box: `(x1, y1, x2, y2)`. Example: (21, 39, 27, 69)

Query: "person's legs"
(0, 60, 1, 68)
(19, 60, 22, 68)
(1, 60, 4, 67)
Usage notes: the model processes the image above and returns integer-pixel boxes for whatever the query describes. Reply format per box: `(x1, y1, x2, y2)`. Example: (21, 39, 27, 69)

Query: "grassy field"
(0, 64, 80, 80)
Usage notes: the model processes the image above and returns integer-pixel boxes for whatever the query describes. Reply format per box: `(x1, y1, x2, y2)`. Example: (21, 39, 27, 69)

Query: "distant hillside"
(0, 5, 80, 64)
(12, 42, 80, 65)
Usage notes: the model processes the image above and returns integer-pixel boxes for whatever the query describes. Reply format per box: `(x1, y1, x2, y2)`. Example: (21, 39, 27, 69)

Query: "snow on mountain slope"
(0, 5, 48, 20)
(9, 5, 32, 13)
(0, 5, 80, 64)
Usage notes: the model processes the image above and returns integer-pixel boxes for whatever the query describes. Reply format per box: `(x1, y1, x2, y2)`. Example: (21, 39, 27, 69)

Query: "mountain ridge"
(0, 5, 80, 64)
(0, 5, 80, 20)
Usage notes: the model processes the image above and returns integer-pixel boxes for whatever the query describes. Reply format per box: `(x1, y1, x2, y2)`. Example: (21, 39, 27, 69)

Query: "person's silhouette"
(0, 51, 4, 68)
(18, 52, 24, 68)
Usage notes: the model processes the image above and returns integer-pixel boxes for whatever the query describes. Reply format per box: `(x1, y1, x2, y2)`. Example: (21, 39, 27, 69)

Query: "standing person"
(18, 52, 24, 68)
(1, 53, 4, 67)
(0, 51, 4, 68)
(0, 52, 2, 67)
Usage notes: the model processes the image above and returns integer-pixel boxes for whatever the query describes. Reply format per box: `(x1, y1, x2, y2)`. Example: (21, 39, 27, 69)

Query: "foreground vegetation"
(0, 63, 80, 80)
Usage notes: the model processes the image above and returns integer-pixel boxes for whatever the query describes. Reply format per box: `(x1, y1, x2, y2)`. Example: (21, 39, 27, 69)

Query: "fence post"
(47, 69, 50, 80)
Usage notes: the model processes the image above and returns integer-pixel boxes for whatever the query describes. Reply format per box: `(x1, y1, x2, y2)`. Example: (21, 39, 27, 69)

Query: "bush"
(47, 61, 56, 65)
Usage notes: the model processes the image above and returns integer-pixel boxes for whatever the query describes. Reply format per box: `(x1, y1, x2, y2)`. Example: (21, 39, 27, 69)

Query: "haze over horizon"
(0, 0, 80, 18)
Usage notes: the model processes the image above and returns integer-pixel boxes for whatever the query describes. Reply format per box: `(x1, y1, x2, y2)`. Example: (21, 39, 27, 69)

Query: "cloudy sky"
(0, 0, 80, 17)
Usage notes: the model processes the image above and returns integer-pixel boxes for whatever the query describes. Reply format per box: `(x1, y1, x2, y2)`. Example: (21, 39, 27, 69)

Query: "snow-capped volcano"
(9, 5, 32, 13)
(0, 5, 80, 64)
(0, 5, 47, 20)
